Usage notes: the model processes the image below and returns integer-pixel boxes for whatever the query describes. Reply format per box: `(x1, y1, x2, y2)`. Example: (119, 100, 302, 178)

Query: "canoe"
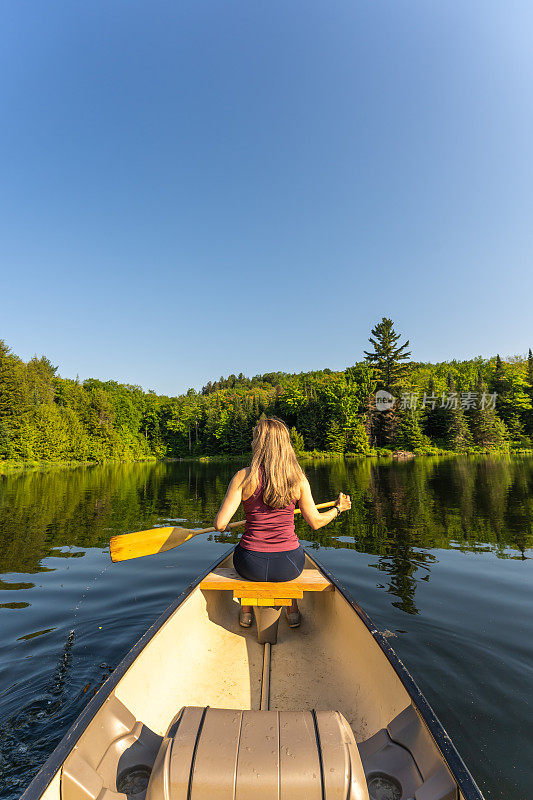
(21, 548, 484, 800)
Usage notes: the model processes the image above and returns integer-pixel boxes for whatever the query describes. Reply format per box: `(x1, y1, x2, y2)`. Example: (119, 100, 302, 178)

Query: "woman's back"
(213, 416, 351, 627)
(239, 468, 299, 552)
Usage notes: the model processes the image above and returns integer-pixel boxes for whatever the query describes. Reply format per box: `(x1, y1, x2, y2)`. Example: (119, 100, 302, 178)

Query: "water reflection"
(1, 456, 531, 615)
(300, 456, 533, 613)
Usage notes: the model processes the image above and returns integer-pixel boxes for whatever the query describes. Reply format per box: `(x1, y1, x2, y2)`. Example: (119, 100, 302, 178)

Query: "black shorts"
(233, 543, 305, 582)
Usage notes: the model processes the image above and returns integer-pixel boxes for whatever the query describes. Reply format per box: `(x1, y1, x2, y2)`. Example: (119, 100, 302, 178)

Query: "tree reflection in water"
(1, 456, 532, 614)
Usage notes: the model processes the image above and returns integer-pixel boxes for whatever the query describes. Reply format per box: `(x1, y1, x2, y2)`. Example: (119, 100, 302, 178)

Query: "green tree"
(490, 356, 532, 444)
(0, 336, 531, 465)
(469, 372, 508, 450)
(445, 375, 472, 450)
(422, 377, 448, 442)
(364, 318, 411, 392)
(345, 418, 371, 454)
(289, 427, 305, 454)
(394, 407, 428, 451)
(526, 348, 533, 438)
(0, 340, 23, 420)
(0, 421, 11, 459)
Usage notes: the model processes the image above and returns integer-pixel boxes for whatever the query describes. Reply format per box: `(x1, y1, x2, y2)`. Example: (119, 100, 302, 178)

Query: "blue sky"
(2, 1, 532, 395)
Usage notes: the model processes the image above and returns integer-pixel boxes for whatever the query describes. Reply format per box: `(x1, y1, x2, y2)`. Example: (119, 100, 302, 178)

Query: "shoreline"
(2, 449, 532, 474)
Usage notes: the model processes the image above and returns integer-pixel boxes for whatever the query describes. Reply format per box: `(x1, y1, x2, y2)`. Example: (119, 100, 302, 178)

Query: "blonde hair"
(243, 417, 304, 508)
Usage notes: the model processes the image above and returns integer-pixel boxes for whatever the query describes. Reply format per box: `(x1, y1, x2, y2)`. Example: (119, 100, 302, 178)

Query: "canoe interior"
(29, 552, 479, 800)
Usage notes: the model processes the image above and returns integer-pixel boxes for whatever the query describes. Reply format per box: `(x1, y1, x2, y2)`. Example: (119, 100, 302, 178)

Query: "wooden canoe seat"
(200, 567, 333, 606)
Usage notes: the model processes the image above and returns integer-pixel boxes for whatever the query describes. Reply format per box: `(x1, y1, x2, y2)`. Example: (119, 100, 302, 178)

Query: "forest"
(1, 319, 532, 465)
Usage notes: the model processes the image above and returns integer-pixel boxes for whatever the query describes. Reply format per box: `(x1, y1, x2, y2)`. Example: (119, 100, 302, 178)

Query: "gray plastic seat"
(146, 706, 370, 800)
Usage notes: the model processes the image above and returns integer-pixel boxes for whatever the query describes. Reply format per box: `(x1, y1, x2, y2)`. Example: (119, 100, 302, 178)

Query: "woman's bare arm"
(213, 469, 247, 531)
(297, 478, 351, 530)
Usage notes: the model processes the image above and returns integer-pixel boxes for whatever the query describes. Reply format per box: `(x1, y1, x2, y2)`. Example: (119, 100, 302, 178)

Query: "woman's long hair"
(243, 417, 304, 508)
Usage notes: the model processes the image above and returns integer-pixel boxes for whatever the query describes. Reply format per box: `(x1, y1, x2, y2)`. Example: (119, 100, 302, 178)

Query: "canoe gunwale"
(307, 551, 485, 800)
(20, 546, 237, 800)
(21, 545, 485, 800)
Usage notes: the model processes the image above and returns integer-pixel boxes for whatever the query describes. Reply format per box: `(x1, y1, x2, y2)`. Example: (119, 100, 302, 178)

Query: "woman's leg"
(267, 547, 305, 623)
(233, 546, 269, 624)
(233, 545, 305, 624)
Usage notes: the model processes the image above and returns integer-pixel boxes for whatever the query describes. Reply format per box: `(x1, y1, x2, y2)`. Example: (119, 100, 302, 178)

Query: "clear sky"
(2, 1, 532, 395)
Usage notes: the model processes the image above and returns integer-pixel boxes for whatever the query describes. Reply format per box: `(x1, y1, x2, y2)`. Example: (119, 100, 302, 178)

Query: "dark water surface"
(0, 457, 532, 799)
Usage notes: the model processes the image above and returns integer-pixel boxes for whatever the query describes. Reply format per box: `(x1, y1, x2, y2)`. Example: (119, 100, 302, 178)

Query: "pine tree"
(290, 427, 305, 454)
(469, 371, 508, 450)
(490, 355, 530, 443)
(0, 340, 23, 419)
(445, 375, 472, 450)
(325, 418, 345, 452)
(422, 377, 447, 442)
(526, 349, 533, 438)
(0, 421, 11, 459)
(364, 318, 411, 392)
(394, 407, 427, 451)
(422, 374, 472, 450)
(368, 398, 398, 448)
(491, 355, 510, 399)
(345, 418, 370, 454)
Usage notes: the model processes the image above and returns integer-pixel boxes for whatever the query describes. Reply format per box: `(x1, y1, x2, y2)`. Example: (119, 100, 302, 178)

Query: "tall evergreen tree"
(469, 370, 508, 449)
(289, 427, 304, 454)
(490, 355, 531, 443)
(368, 399, 398, 448)
(526, 349, 533, 438)
(422, 376, 448, 442)
(364, 318, 411, 392)
(0, 340, 23, 419)
(0, 421, 11, 459)
(445, 375, 472, 450)
(491, 355, 510, 398)
(394, 407, 427, 451)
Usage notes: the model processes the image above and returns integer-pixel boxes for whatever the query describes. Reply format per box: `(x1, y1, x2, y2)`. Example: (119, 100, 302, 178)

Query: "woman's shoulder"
(231, 467, 250, 489)
(224, 467, 248, 495)
(234, 466, 250, 482)
(293, 475, 308, 501)
(240, 466, 259, 501)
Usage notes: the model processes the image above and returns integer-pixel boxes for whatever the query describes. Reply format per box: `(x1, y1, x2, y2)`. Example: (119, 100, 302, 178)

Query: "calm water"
(0, 457, 532, 799)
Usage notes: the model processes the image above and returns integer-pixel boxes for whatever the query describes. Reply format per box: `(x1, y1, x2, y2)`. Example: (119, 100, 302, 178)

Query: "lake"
(0, 456, 532, 799)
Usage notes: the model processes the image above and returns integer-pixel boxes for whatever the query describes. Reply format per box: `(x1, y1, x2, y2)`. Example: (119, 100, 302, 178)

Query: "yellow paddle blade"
(110, 526, 199, 563)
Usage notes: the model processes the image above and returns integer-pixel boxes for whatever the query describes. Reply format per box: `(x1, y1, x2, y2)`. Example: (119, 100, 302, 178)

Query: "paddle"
(109, 500, 337, 563)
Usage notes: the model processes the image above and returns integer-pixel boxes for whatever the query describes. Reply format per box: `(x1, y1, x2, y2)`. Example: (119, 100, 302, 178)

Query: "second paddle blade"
(109, 526, 196, 563)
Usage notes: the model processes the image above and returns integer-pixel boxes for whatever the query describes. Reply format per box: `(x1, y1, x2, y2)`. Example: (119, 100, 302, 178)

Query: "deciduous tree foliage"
(0, 323, 531, 464)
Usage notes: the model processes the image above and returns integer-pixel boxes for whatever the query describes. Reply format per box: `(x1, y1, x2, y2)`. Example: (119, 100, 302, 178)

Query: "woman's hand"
(298, 479, 351, 530)
(336, 492, 351, 513)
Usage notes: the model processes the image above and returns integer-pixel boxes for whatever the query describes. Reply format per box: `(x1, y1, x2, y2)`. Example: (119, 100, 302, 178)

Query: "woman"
(214, 417, 351, 628)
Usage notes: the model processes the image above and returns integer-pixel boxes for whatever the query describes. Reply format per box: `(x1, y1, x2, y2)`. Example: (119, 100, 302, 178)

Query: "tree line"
(1, 319, 532, 464)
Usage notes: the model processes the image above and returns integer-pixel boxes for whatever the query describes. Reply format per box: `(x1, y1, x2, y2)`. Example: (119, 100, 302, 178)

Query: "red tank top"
(239, 469, 299, 553)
